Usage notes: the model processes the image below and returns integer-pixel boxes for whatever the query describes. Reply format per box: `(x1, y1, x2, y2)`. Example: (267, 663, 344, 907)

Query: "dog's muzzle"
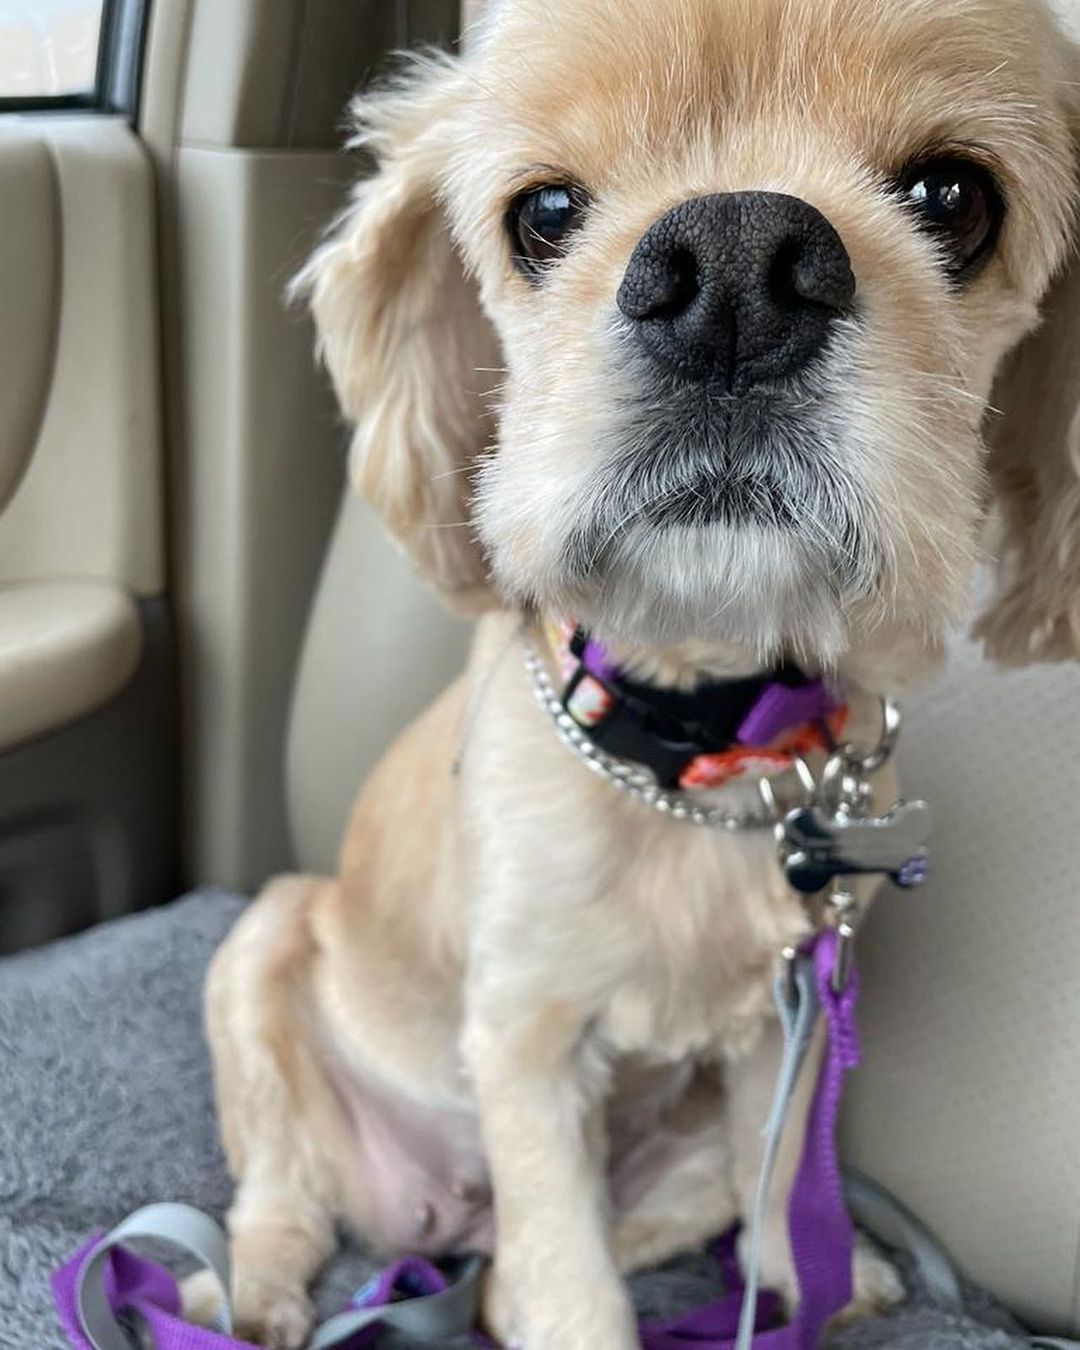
(617, 191, 855, 394)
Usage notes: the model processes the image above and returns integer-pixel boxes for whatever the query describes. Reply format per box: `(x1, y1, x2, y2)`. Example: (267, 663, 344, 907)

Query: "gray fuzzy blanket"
(0, 892, 1037, 1349)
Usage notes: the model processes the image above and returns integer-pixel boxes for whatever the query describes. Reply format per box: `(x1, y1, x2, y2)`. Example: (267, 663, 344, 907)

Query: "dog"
(199, 1, 1080, 1345)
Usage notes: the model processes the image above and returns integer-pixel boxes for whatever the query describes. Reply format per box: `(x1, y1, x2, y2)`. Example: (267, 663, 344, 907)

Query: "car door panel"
(0, 118, 163, 593)
(0, 131, 59, 512)
(0, 110, 172, 951)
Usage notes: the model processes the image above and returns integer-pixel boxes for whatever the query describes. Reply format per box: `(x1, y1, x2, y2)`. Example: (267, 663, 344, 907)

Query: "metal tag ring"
(758, 755, 817, 823)
(837, 697, 902, 777)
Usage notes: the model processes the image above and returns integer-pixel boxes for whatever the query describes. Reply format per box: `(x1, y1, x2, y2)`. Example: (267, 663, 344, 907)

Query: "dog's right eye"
(896, 157, 1005, 279)
(507, 184, 590, 279)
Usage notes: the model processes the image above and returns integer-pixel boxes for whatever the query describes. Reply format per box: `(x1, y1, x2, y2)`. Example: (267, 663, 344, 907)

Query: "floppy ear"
(975, 25, 1080, 667)
(297, 58, 501, 614)
(975, 236, 1080, 664)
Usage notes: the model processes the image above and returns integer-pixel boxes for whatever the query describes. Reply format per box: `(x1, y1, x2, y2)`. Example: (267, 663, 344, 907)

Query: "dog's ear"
(976, 47, 1080, 666)
(297, 58, 501, 614)
(976, 247, 1080, 663)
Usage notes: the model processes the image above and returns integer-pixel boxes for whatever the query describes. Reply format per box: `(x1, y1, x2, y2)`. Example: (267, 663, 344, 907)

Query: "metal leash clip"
(766, 699, 932, 991)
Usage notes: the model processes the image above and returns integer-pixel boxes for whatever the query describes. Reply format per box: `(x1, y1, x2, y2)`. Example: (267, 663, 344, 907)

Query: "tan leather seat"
(289, 489, 1080, 1336)
(287, 494, 470, 872)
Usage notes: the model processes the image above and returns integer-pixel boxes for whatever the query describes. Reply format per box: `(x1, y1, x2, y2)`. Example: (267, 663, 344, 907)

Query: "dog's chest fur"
(596, 818, 809, 1063)
(467, 615, 812, 1068)
(468, 819, 805, 1081)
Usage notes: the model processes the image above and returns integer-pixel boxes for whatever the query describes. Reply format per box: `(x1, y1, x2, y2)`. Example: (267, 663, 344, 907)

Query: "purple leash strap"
(636, 931, 858, 1350)
(737, 932, 859, 1350)
(780, 934, 860, 1346)
(53, 934, 857, 1350)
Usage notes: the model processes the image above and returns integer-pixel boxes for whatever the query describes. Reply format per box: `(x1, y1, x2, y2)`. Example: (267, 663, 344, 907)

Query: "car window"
(0, 0, 105, 100)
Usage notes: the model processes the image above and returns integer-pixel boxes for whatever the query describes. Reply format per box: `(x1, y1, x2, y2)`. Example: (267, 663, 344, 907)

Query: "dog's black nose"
(616, 192, 855, 391)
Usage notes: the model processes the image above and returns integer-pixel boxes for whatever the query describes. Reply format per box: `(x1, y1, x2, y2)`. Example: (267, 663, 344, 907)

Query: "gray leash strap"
(76, 1204, 233, 1350)
(734, 951, 821, 1350)
(74, 1203, 486, 1349)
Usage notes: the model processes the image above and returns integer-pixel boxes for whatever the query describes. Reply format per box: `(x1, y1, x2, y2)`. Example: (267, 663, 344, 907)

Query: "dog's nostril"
(768, 238, 810, 310)
(656, 247, 700, 318)
(783, 237, 853, 313)
(617, 245, 700, 322)
(771, 235, 856, 315)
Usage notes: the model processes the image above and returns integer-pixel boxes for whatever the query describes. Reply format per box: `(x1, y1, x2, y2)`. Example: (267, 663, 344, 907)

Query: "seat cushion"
(0, 891, 1047, 1349)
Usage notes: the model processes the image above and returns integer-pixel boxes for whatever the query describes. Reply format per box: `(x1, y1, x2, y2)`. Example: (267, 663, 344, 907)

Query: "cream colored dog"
(202, 1, 1080, 1346)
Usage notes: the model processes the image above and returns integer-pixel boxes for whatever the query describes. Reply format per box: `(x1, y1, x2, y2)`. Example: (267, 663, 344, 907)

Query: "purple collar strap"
(53, 932, 858, 1350)
(556, 624, 846, 792)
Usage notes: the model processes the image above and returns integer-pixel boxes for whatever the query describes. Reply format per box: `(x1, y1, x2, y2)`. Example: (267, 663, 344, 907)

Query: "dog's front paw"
(180, 1269, 226, 1328)
(482, 1259, 638, 1350)
(827, 1233, 905, 1330)
(230, 1272, 316, 1350)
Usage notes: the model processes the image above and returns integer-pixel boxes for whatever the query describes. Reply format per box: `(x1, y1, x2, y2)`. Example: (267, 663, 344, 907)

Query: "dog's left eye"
(507, 183, 590, 278)
(898, 158, 1004, 277)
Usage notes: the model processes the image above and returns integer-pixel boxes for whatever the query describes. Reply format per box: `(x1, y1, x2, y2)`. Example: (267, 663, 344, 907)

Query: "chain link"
(523, 640, 780, 831)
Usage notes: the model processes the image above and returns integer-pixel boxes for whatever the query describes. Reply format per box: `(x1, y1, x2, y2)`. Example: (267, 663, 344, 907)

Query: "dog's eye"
(898, 158, 1004, 277)
(507, 183, 590, 278)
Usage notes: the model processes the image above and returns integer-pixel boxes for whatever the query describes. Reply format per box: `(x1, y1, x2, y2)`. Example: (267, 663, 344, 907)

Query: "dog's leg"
(726, 1018, 823, 1312)
(463, 1004, 638, 1350)
(205, 876, 348, 1349)
(225, 1161, 337, 1350)
(610, 1072, 738, 1273)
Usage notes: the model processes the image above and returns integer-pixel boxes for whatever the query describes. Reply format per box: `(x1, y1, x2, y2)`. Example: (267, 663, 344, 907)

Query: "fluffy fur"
(204, 2, 1080, 1346)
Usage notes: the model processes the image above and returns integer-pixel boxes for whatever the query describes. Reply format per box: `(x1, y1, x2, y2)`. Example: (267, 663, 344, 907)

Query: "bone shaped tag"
(780, 799, 932, 895)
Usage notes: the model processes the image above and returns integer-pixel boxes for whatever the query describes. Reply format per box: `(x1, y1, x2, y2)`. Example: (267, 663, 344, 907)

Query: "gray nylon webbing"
(76, 1204, 233, 1350)
(307, 1256, 485, 1349)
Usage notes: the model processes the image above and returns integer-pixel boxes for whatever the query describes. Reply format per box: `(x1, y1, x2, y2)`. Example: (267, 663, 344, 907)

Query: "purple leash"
(52, 932, 857, 1350)
(637, 931, 858, 1350)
